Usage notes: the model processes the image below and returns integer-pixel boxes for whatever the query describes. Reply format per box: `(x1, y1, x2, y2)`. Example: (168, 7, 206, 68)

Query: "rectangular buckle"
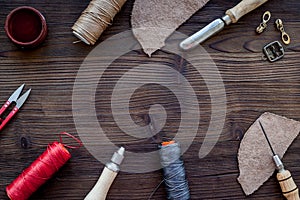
(263, 41, 284, 62)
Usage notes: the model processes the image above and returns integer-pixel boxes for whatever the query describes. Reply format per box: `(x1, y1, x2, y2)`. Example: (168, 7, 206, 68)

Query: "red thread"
(6, 142, 71, 200)
(59, 132, 83, 149)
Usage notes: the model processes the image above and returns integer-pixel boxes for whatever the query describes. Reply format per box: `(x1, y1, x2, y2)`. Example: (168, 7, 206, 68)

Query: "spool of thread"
(72, 0, 127, 45)
(6, 132, 82, 200)
(159, 141, 190, 200)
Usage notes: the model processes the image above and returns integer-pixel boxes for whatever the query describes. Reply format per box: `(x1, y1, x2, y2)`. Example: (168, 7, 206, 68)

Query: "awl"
(259, 121, 300, 200)
(180, 0, 268, 50)
(85, 147, 125, 200)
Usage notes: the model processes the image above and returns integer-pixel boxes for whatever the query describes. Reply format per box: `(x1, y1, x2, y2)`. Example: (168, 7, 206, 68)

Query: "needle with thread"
(258, 121, 300, 200)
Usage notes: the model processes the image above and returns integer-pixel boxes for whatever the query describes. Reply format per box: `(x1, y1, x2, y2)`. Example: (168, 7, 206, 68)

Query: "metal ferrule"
(106, 162, 119, 172)
(221, 15, 232, 25)
(273, 154, 284, 172)
(105, 147, 125, 172)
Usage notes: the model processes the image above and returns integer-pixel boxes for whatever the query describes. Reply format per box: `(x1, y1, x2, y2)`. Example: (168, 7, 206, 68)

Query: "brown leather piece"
(131, 0, 210, 56)
(237, 112, 300, 195)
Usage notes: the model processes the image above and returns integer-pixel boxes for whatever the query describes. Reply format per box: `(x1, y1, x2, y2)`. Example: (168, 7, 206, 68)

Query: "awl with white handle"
(85, 147, 125, 200)
(180, 0, 268, 50)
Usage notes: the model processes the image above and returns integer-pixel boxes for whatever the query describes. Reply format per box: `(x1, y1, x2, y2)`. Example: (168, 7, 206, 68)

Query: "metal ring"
(282, 32, 291, 45)
(262, 11, 271, 23)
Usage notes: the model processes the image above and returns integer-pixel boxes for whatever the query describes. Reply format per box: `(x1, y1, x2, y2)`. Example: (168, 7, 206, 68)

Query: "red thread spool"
(6, 133, 82, 200)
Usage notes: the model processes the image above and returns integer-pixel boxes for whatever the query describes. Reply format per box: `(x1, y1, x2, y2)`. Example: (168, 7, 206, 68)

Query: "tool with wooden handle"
(259, 121, 299, 200)
(180, 0, 268, 50)
(85, 147, 125, 200)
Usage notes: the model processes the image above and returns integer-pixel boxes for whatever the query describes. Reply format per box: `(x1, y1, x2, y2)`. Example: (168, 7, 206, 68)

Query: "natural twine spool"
(72, 0, 127, 45)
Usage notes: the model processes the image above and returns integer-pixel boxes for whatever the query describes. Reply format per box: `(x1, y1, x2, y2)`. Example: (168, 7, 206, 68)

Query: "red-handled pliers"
(0, 84, 31, 131)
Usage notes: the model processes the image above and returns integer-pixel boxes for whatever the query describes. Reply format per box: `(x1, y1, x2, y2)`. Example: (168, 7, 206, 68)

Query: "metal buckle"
(263, 41, 284, 62)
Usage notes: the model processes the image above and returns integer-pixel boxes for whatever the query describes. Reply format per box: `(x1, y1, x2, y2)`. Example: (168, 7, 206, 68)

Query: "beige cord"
(72, 0, 127, 45)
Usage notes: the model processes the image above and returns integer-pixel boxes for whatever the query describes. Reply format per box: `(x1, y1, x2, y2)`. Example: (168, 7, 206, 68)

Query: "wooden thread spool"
(72, 0, 127, 45)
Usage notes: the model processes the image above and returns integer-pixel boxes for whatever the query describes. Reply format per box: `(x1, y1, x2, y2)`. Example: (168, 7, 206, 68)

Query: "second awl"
(180, 0, 269, 50)
(85, 147, 125, 200)
(259, 121, 299, 200)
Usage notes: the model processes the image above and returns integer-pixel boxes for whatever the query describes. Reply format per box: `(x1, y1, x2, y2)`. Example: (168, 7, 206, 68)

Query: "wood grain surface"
(0, 0, 300, 199)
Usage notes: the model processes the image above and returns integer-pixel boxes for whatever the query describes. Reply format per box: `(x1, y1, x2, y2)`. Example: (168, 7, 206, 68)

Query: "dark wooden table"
(0, 0, 300, 199)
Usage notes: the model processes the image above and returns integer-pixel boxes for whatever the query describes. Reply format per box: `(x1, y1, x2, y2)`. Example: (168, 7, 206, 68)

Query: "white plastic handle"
(84, 167, 118, 200)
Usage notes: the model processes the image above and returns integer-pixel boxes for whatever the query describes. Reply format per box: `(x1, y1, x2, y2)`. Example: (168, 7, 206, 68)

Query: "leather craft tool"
(259, 121, 300, 200)
(85, 147, 125, 200)
(237, 112, 300, 196)
(180, 0, 269, 50)
(0, 84, 31, 131)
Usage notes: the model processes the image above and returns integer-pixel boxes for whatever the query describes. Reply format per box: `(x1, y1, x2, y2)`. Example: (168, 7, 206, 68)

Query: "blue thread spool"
(159, 141, 190, 200)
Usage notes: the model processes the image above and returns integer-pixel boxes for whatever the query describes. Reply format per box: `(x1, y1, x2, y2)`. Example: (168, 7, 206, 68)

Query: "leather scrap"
(237, 112, 300, 195)
(131, 0, 210, 56)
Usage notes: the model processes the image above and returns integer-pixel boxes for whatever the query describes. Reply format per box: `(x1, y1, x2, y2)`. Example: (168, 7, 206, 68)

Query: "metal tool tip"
(118, 147, 125, 155)
(18, 84, 25, 90)
(258, 120, 265, 130)
(23, 89, 32, 96)
(179, 42, 186, 50)
(259, 120, 276, 156)
(179, 39, 195, 51)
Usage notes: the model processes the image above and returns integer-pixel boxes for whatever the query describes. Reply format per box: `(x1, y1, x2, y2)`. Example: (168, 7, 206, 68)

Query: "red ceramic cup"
(5, 6, 47, 49)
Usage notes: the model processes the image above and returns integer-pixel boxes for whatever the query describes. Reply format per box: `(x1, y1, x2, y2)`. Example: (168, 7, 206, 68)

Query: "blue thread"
(159, 142, 190, 200)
